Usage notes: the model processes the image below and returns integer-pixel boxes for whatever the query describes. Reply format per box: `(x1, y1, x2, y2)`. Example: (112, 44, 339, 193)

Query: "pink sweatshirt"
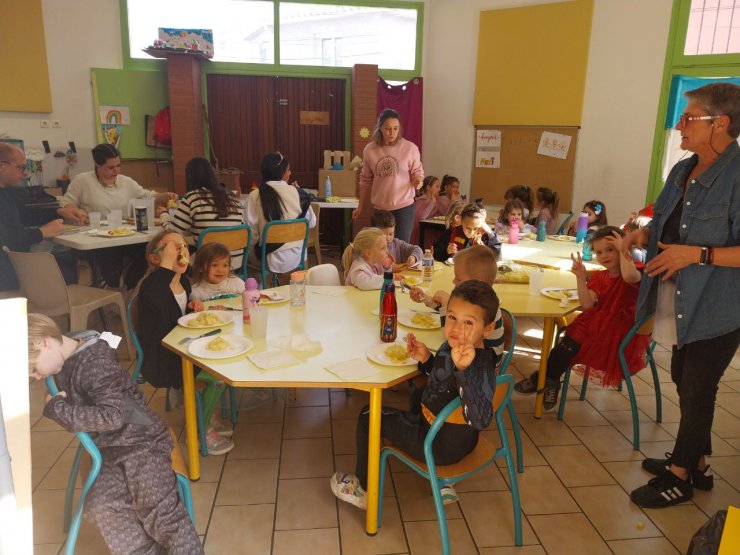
(345, 257, 385, 290)
(359, 138, 424, 211)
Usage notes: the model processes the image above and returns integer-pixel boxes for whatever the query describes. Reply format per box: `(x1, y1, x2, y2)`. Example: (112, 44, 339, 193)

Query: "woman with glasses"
(353, 108, 424, 243)
(244, 152, 316, 279)
(622, 83, 740, 509)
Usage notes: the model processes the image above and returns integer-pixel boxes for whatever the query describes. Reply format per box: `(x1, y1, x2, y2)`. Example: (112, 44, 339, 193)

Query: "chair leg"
(63, 445, 84, 532)
(579, 368, 590, 400)
(229, 386, 238, 424)
(507, 404, 524, 473)
(378, 450, 390, 528)
(649, 353, 662, 423)
(220, 389, 228, 420)
(497, 408, 523, 546)
(557, 368, 572, 420)
(176, 474, 195, 524)
(427, 467, 451, 555)
(622, 373, 640, 450)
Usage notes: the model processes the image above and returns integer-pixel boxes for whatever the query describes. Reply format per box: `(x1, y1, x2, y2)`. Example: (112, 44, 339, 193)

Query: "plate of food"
(400, 276, 423, 288)
(367, 341, 416, 366)
(259, 290, 289, 304)
(547, 235, 576, 242)
(541, 287, 579, 302)
(406, 260, 444, 272)
(94, 227, 135, 237)
(188, 334, 253, 359)
(495, 264, 530, 284)
(397, 309, 441, 330)
(177, 310, 233, 329)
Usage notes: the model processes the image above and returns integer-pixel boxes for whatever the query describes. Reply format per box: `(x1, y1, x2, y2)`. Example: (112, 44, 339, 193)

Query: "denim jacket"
(636, 141, 740, 347)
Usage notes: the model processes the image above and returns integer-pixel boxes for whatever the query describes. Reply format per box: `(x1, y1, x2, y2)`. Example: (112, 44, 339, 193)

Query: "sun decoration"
(359, 127, 370, 139)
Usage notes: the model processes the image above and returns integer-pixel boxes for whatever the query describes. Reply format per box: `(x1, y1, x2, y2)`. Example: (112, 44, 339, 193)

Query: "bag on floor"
(687, 510, 726, 555)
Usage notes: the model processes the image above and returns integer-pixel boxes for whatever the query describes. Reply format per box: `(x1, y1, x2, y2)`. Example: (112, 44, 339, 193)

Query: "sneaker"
(206, 429, 234, 456)
(630, 472, 693, 508)
(642, 452, 714, 491)
(210, 417, 233, 438)
(330, 472, 367, 510)
(440, 484, 458, 506)
(514, 371, 539, 395)
(542, 377, 561, 412)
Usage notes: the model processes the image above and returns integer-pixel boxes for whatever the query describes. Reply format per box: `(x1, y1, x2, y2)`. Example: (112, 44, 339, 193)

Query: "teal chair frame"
(556, 211, 574, 235)
(498, 308, 524, 473)
(196, 224, 251, 280)
(557, 312, 660, 449)
(259, 218, 310, 288)
(378, 374, 523, 553)
(46, 376, 194, 555)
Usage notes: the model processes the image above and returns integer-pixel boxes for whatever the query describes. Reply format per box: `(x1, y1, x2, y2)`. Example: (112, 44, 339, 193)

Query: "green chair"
(557, 313, 660, 449)
(196, 224, 251, 280)
(498, 307, 524, 473)
(556, 211, 574, 235)
(260, 218, 310, 287)
(378, 374, 523, 554)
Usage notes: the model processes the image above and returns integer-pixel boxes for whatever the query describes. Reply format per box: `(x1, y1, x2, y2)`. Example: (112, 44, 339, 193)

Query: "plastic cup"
(107, 209, 122, 229)
(249, 305, 269, 338)
(88, 211, 101, 229)
(529, 269, 544, 296)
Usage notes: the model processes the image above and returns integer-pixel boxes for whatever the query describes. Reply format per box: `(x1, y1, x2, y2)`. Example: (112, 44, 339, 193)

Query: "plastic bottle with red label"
(380, 279, 397, 342)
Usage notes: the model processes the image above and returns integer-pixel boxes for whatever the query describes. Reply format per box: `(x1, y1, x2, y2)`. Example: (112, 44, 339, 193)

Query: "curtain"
(377, 77, 424, 155)
(665, 75, 740, 129)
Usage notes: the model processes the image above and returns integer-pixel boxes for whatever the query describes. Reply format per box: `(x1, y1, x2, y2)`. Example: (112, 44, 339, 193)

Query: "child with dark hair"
(371, 210, 423, 270)
(504, 184, 534, 220)
(494, 200, 537, 236)
(534, 187, 559, 234)
(567, 200, 608, 235)
(410, 175, 443, 244)
(436, 175, 462, 215)
(432, 203, 501, 261)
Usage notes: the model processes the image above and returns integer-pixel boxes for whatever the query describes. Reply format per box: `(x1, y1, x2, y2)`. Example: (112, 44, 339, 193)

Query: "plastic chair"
(5, 248, 134, 359)
(378, 374, 523, 553)
(196, 224, 251, 280)
(556, 211, 574, 235)
(46, 376, 194, 555)
(557, 313, 660, 449)
(307, 202, 322, 265)
(306, 263, 340, 285)
(498, 307, 524, 473)
(260, 218, 310, 287)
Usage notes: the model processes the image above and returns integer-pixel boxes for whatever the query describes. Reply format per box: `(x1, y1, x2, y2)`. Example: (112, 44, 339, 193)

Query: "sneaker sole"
(330, 475, 367, 510)
(207, 443, 234, 456)
(642, 461, 714, 491)
(215, 429, 234, 438)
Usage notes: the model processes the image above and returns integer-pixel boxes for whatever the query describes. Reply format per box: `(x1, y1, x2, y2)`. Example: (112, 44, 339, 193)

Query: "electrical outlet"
(40, 120, 50, 128)
(52, 120, 62, 128)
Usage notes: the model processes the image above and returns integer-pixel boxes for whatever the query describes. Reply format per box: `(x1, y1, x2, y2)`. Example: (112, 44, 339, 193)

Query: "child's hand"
(447, 242, 458, 255)
(409, 286, 427, 303)
(45, 390, 67, 404)
(604, 229, 623, 250)
(383, 253, 394, 270)
(393, 272, 405, 281)
(432, 290, 450, 307)
(188, 299, 205, 312)
(570, 252, 587, 280)
(451, 342, 475, 372)
(406, 333, 431, 362)
(158, 240, 179, 269)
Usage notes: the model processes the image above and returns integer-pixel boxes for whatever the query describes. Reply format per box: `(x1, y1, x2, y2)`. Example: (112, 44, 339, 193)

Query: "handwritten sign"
(476, 129, 501, 168)
(537, 131, 571, 159)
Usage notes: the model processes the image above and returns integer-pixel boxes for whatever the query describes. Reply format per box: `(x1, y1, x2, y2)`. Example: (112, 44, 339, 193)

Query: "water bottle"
(509, 217, 519, 244)
(380, 280, 397, 342)
(536, 221, 547, 242)
(575, 211, 589, 243)
(379, 269, 393, 317)
(421, 249, 434, 284)
(582, 233, 593, 261)
(290, 271, 306, 307)
(324, 175, 332, 197)
(242, 278, 261, 322)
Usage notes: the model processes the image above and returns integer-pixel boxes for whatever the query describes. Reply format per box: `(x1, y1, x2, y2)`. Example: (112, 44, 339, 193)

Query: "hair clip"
(594, 203, 602, 214)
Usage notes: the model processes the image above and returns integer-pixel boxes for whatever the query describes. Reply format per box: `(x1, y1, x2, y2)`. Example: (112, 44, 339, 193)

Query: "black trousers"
(95, 244, 147, 290)
(545, 336, 581, 382)
(670, 327, 740, 470)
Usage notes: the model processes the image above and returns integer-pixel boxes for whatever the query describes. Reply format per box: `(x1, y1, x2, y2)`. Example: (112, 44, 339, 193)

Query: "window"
(684, 0, 740, 55)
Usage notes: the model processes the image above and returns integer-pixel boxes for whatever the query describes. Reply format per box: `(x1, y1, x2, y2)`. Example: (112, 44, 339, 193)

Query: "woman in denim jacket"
(623, 83, 740, 508)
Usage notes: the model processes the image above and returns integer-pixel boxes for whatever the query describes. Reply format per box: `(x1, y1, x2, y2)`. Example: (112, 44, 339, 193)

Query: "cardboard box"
(323, 150, 351, 170)
(319, 169, 357, 197)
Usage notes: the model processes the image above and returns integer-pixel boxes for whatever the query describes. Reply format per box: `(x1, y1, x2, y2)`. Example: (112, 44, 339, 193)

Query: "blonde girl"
(445, 200, 466, 230)
(190, 242, 246, 301)
(534, 187, 560, 235)
(343, 227, 404, 290)
(494, 200, 536, 236)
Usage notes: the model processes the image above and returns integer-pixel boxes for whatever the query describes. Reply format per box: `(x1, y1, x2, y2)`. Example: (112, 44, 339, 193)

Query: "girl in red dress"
(514, 226, 650, 410)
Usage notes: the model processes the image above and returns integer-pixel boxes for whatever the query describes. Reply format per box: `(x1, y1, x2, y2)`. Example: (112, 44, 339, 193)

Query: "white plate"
(177, 310, 234, 329)
(547, 234, 576, 242)
(259, 291, 289, 305)
(406, 261, 444, 272)
(541, 287, 579, 302)
(188, 334, 253, 359)
(94, 228, 135, 237)
(397, 309, 441, 330)
(367, 341, 416, 366)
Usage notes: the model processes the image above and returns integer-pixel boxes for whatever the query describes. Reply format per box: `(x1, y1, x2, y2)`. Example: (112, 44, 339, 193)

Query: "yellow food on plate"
(496, 264, 529, 284)
(325, 196, 341, 203)
(549, 290, 575, 300)
(187, 312, 224, 327)
(403, 277, 422, 287)
(384, 344, 409, 363)
(411, 312, 438, 328)
(206, 337, 232, 351)
(108, 228, 131, 236)
(526, 232, 537, 240)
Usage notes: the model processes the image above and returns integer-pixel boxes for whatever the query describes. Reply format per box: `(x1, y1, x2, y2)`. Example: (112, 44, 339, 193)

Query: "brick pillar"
(351, 64, 378, 237)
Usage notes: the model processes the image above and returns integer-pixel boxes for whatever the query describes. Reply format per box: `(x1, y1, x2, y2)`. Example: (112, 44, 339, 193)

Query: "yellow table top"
(501, 237, 603, 271)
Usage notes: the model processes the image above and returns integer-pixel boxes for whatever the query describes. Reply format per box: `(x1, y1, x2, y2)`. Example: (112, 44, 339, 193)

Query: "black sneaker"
(642, 452, 714, 491)
(542, 377, 561, 412)
(514, 371, 539, 395)
(630, 472, 693, 508)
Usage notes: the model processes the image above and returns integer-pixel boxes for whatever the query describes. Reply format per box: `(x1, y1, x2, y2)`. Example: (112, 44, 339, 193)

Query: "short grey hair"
(685, 82, 740, 138)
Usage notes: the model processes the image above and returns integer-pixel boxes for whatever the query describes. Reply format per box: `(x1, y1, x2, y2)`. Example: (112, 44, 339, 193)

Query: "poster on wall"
(537, 131, 571, 159)
(476, 129, 501, 168)
(99, 105, 130, 125)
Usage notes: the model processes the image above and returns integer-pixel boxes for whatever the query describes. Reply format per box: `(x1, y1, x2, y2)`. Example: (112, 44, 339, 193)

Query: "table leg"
(181, 358, 200, 480)
(365, 387, 382, 535)
(534, 317, 556, 419)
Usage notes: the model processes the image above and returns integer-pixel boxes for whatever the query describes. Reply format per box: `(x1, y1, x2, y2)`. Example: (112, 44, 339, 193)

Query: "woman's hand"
(406, 333, 431, 363)
(622, 227, 650, 260)
(570, 251, 587, 281)
(188, 299, 205, 312)
(645, 242, 700, 280)
(412, 176, 423, 190)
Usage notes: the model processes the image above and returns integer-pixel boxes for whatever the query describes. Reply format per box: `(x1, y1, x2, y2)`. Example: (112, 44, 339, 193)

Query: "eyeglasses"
(0, 160, 29, 172)
(273, 151, 284, 167)
(677, 114, 718, 127)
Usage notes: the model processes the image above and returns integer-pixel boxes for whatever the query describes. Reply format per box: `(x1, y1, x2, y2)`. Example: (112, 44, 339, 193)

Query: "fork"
(178, 328, 222, 346)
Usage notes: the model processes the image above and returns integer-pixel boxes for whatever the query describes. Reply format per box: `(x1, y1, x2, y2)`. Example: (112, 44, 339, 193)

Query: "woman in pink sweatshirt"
(353, 108, 424, 242)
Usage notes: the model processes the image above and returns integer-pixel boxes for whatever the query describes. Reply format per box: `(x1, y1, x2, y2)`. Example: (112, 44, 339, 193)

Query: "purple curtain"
(377, 77, 424, 155)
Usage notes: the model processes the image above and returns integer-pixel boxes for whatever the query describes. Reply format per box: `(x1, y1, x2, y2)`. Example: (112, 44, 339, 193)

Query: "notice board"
(470, 126, 578, 212)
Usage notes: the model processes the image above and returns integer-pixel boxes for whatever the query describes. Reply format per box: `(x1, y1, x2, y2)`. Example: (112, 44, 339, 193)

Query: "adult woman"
(623, 83, 740, 509)
(162, 157, 244, 269)
(245, 152, 316, 277)
(353, 109, 424, 242)
(435, 174, 462, 216)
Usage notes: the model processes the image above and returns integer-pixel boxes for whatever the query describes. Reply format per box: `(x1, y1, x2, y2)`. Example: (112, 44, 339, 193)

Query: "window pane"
(684, 0, 740, 55)
(127, 0, 274, 63)
(278, 3, 417, 69)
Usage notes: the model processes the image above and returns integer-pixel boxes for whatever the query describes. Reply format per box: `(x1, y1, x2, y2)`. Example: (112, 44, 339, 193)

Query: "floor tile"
(229, 422, 282, 460)
(279, 438, 334, 479)
(31, 430, 73, 468)
(607, 537, 680, 555)
(707, 455, 740, 490)
(459, 491, 537, 547)
(405, 518, 478, 555)
(635, 395, 682, 423)
(286, 387, 329, 407)
(180, 442, 226, 483)
(528, 513, 611, 555)
(35, 447, 81, 491)
(581, 388, 633, 412)
(274, 478, 338, 530)
(70, 520, 111, 554)
(479, 547, 546, 555)
(603, 460, 655, 492)
(32, 544, 61, 555)
(204, 504, 274, 555)
(32, 489, 69, 544)
(643, 504, 709, 554)
(710, 406, 740, 439)
(283, 405, 331, 439)
(453, 460, 508, 492)
(517, 413, 581, 447)
(190, 481, 218, 534)
(238, 395, 285, 423)
(272, 528, 340, 555)
(215, 458, 279, 505)
(539, 445, 615, 487)
(485, 427, 548, 469)
(338, 495, 409, 555)
(601, 409, 674, 443)
(692, 478, 740, 518)
(571, 425, 643, 462)
(331, 418, 357, 455)
(392, 470, 463, 521)
(329, 389, 369, 420)
(506, 465, 579, 515)
(558, 400, 610, 426)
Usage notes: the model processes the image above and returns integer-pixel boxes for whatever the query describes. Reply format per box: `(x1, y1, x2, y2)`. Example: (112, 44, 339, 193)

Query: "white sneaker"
(440, 484, 458, 505)
(210, 417, 233, 438)
(330, 472, 367, 510)
(206, 428, 234, 456)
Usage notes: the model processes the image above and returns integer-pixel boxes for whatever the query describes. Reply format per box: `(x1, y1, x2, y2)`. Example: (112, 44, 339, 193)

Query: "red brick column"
(351, 64, 378, 237)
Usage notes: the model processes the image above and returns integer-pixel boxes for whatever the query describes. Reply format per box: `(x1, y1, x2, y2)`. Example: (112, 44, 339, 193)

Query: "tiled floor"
(28, 250, 740, 553)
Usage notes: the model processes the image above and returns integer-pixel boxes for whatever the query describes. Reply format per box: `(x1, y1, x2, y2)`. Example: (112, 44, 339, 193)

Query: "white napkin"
(310, 287, 347, 297)
(248, 350, 300, 370)
(325, 358, 382, 381)
(269, 334, 322, 352)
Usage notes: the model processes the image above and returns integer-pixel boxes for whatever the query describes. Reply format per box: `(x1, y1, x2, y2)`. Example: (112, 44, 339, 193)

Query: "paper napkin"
(248, 350, 300, 370)
(269, 334, 322, 352)
(325, 358, 382, 381)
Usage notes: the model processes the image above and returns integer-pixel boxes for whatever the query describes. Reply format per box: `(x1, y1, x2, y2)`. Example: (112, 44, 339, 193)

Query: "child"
(622, 207, 652, 266)
(494, 200, 537, 236)
(371, 210, 423, 271)
(27, 313, 204, 554)
(436, 175, 462, 216)
(432, 203, 501, 261)
(504, 184, 534, 221)
(190, 242, 246, 301)
(534, 187, 559, 234)
(514, 226, 648, 410)
(342, 227, 403, 289)
(137, 229, 234, 455)
(330, 280, 500, 510)
(410, 175, 443, 245)
(445, 200, 466, 230)
(567, 200, 608, 235)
